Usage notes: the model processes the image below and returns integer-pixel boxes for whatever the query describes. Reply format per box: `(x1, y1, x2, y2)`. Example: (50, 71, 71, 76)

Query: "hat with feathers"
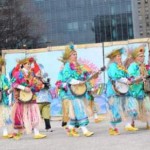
(59, 43, 76, 63)
(17, 57, 35, 65)
(107, 48, 124, 59)
(131, 46, 145, 59)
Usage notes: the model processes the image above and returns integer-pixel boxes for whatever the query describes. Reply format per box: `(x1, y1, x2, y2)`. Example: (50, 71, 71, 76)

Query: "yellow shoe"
(125, 126, 138, 131)
(67, 129, 80, 137)
(13, 133, 22, 140)
(146, 124, 150, 130)
(83, 131, 94, 137)
(34, 134, 47, 139)
(3, 134, 13, 139)
(94, 118, 102, 123)
(109, 128, 119, 136)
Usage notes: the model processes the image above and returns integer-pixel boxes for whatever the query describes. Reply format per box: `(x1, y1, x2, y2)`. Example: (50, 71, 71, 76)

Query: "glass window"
(146, 22, 150, 27)
(112, 19, 116, 26)
(67, 22, 79, 31)
(139, 24, 143, 28)
(111, 6, 115, 15)
(137, 0, 141, 4)
(128, 16, 132, 25)
(127, 4, 131, 12)
(0, 0, 5, 6)
(146, 15, 149, 19)
(112, 29, 116, 39)
(139, 16, 142, 20)
(129, 28, 133, 37)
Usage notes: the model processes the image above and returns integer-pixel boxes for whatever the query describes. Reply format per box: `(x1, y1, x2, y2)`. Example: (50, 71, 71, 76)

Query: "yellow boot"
(2, 134, 13, 139)
(83, 131, 94, 137)
(125, 125, 138, 131)
(109, 128, 120, 136)
(13, 133, 22, 140)
(94, 117, 104, 123)
(67, 129, 80, 137)
(146, 123, 150, 130)
(34, 133, 47, 139)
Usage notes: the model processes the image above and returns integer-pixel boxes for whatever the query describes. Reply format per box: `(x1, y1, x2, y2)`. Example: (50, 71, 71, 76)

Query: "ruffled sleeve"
(62, 62, 81, 83)
(107, 63, 126, 80)
(128, 62, 140, 77)
(11, 71, 27, 89)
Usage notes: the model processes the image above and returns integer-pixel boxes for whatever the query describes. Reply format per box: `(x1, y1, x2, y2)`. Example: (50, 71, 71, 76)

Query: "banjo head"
(70, 84, 87, 96)
(19, 90, 33, 103)
(115, 82, 129, 94)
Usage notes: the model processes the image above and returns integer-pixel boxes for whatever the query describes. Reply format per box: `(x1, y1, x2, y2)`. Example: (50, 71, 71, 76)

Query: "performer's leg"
(42, 104, 53, 132)
(108, 97, 121, 135)
(125, 96, 138, 131)
(62, 99, 69, 127)
(2, 126, 8, 138)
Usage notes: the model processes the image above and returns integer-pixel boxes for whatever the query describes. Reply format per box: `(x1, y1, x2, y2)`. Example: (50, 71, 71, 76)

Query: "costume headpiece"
(0, 56, 5, 66)
(107, 48, 124, 59)
(131, 46, 145, 59)
(17, 57, 35, 65)
(59, 43, 76, 63)
(32, 61, 40, 75)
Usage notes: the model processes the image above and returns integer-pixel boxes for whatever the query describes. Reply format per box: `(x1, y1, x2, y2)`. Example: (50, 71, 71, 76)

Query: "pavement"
(0, 118, 150, 150)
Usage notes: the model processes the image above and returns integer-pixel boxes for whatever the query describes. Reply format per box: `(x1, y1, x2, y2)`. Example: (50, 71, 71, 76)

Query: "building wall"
(24, 0, 134, 46)
(132, 0, 150, 38)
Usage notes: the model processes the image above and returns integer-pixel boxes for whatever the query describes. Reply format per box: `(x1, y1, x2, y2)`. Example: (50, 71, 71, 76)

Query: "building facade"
(132, 0, 150, 38)
(21, 0, 134, 46)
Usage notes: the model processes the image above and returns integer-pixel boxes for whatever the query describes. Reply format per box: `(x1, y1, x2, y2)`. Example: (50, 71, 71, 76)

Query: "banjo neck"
(131, 75, 150, 84)
(85, 66, 106, 83)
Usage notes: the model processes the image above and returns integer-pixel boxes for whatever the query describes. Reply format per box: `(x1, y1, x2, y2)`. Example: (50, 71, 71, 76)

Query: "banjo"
(19, 90, 33, 103)
(112, 75, 150, 95)
(69, 66, 106, 97)
(112, 79, 129, 95)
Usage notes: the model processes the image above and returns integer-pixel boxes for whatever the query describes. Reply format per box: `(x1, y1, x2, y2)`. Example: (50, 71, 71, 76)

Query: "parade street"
(0, 118, 150, 150)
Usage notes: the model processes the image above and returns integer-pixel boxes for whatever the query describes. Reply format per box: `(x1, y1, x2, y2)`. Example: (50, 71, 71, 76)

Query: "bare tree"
(0, 0, 41, 51)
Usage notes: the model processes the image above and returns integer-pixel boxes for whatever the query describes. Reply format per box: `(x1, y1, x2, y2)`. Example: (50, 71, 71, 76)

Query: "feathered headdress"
(32, 61, 41, 75)
(59, 43, 76, 63)
(17, 57, 35, 65)
(131, 46, 145, 59)
(107, 48, 124, 59)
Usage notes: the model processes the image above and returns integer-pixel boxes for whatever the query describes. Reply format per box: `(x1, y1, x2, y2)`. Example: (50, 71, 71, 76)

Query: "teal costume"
(128, 62, 145, 99)
(106, 62, 138, 124)
(0, 74, 12, 126)
(56, 62, 90, 127)
(128, 62, 150, 122)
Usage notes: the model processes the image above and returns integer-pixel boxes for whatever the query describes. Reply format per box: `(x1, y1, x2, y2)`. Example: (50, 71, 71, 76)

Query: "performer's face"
(69, 51, 77, 62)
(136, 55, 145, 63)
(23, 62, 31, 70)
(114, 54, 122, 64)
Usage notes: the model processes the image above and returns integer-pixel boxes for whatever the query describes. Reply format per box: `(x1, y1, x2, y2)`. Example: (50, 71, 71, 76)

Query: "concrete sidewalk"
(0, 120, 149, 150)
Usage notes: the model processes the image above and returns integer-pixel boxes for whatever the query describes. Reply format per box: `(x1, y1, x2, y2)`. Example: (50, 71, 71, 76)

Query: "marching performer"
(33, 61, 53, 132)
(56, 44, 98, 137)
(106, 48, 138, 136)
(86, 81, 105, 123)
(127, 46, 150, 129)
(0, 56, 13, 138)
(11, 57, 46, 139)
(56, 68, 70, 128)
